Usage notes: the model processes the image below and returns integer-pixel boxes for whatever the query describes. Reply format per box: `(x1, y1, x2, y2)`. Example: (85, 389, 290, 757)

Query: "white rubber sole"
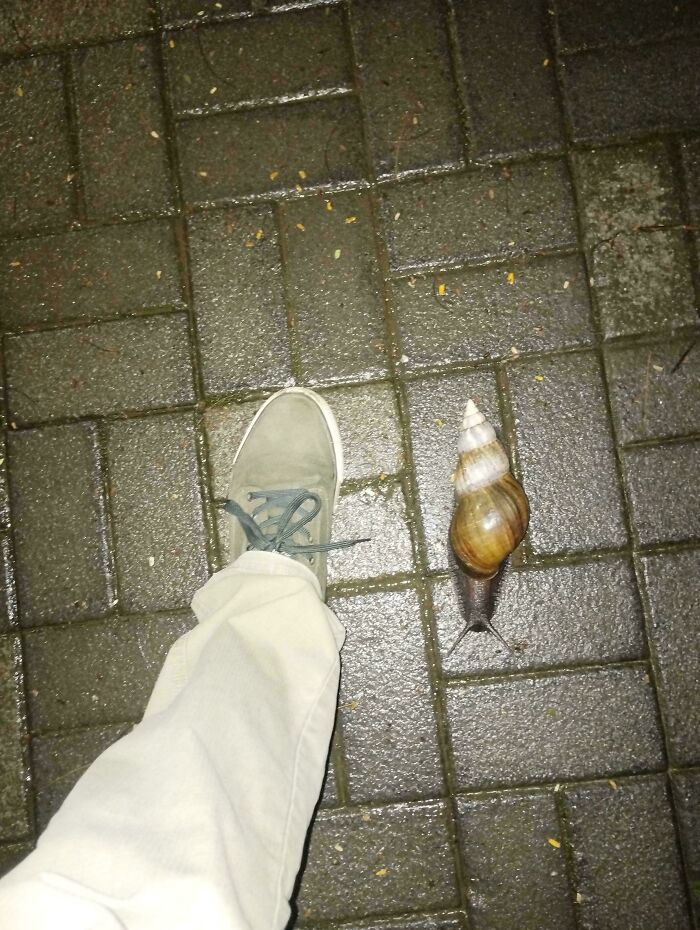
(231, 387, 344, 509)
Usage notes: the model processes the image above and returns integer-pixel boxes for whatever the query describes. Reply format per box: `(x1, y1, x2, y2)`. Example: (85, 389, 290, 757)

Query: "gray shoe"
(225, 387, 367, 598)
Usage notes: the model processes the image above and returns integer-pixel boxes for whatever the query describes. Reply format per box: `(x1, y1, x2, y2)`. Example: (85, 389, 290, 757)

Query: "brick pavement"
(0, 0, 699, 927)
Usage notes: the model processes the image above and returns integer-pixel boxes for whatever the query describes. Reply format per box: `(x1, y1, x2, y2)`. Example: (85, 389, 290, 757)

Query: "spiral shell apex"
(449, 400, 529, 579)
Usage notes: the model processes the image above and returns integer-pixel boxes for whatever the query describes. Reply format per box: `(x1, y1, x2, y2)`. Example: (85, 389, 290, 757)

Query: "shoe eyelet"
(247, 492, 253, 502)
(309, 556, 315, 565)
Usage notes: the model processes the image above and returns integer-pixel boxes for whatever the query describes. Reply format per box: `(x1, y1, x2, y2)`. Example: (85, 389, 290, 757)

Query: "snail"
(446, 399, 529, 656)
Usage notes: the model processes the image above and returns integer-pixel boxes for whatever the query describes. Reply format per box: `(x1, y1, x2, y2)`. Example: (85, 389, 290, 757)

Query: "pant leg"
(0, 551, 344, 930)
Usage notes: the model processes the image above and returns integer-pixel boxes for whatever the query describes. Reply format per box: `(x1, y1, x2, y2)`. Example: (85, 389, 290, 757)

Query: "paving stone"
(433, 557, 644, 676)
(24, 612, 196, 733)
(326, 482, 414, 585)
(684, 137, 700, 220)
(0, 636, 30, 841)
(178, 96, 367, 203)
(0, 536, 17, 633)
(296, 801, 459, 922)
(0, 220, 183, 330)
(5, 313, 195, 424)
(560, 38, 700, 143)
(0, 841, 33, 879)
(563, 777, 691, 930)
(641, 550, 700, 766)
(329, 588, 442, 802)
(446, 666, 664, 790)
(351, 0, 463, 177)
(305, 917, 464, 930)
(8, 424, 112, 627)
(623, 441, 700, 545)
(671, 770, 700, 921)
(204, 384, 403, 498)
(554, 0, 700, 53)
(590, 228, 696, 339)
(405, 370, 501, 572)
(455, 790, 574, 930)
(572, 141, 681, 247)
(508, 352, 627, 555)
(0, 56, 72, 235)
(393, 254, 593, 368)
(0, 0, 154, 54)
(187, 207, 292, 394)
(382, 160, 577, 273)
(32, 723, 131, 830)
(321, 383, 403, 482)
(159, 0, 318, 27)
(605, 335, 700, 444)
(453, 0, 564, 162)
(73, 38, 172, 221)
(279, 191, 387, 384)
(167, 6, 351, 116)
(107, 413, 209, 613)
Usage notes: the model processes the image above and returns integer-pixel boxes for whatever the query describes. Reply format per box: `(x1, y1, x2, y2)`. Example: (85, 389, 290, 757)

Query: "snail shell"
(449, 400, 529, 579)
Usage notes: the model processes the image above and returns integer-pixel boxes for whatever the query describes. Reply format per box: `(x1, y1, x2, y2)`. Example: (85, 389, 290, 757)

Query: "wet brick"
(605, 335, 700, 444)
(107, 413, 209, 613)
(167, 6, 351, 116)
(32, 723, 131, 830)
(554, 0, 700, 53)
(5, 313, 195, 424)
(351, 0, 463, 177)
(187, 207, 292, 394)
(8, 424, 112, 627)
(160, 0, 318, 28)
(203, 399, 260, 499)
(589, 228, 696, 339)
(73, 38, 172, 221)
(641, 550, 700, 766)
(296, 801, 459, 922)
(393, 253, 593, 368)
(329, 588, 442, 802)
(572, 141, 681, 248)
(405, 370, 500, 572)
(671, 770, 700, 922)
(453, 0, 564, 162)
(0, 636, 30, 841)
(455, 790, 574, 930)
(382, 160, 577, 272)
(563, 777, 691, 930)
(560, 37, 700, 143)
(508, 352, 627, 555)
(0, 0, 154, 54)
(433, 557, 644, 677)
(178, 96, 367, 203)
(305, 918, 464, 930)
(326, 482, 414, 585)
(279, 191, 387, 384)
(0, 220, 183, 330)
(684, 137, 700, 220)
(0, 536, 16, 633)
(323, 383, 403, 482)
(0, 842, 32, 879)
(0, 56, 72, 235)
(623, 440, 700, 545)
(24, 612, 196, 733)
(446, 666, 664, 789)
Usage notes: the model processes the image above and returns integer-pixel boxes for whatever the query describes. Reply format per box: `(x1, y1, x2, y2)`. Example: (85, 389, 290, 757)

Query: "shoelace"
(225, 488, 369, 558)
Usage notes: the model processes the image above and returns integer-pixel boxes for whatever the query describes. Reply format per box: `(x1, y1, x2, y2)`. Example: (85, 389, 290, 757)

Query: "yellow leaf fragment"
(334, 843, 343, 852)
(334, 248, 341, 259)
(375, 868, 388, 877)
(652, 364, 664, 373)
(361, 813, 371, 822)
(437, 282, 446, 296)
(449, 471, 456, 483)
(295, 223, 305, 232)
(209, 86, 218, 94)
(608, 779, 618, 789)
(244, 240, 255, 248)
(543, 58, 550, 66)
(510, 346, 520, 356)
(9, 261, 21, 268)
(394, 211, 401, 220)
(255, 228, 264, 240)
(563, 279, 570, 289)
(150, 130, 160, 139)
(435, 418, 445, 427)
(197, 170, 208, 177)
(576, 892, 583, 904)
(168, 38, 176, 48)
(326, 200, 334, 211)
(506, 271, 516, 285)
(298, 169, 307, 179)
(15, 86, 23, 97)
(345, 215, 358, 224)
(295, 183, 303, 192)
(547, 838, 561, 849)
(269, 170, 279, 180)
(156, 269, 163, 280)
(534, 374, 545, 382)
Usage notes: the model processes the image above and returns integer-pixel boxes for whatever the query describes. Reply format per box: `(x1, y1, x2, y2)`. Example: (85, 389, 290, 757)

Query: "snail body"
(447, 400, 529, 654)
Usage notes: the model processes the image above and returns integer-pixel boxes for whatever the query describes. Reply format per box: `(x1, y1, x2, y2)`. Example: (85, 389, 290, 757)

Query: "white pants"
(0, 552, 344, 930)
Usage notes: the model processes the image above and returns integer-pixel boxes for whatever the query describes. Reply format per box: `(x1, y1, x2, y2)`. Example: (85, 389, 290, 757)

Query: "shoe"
(224, 387, 367, 598)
